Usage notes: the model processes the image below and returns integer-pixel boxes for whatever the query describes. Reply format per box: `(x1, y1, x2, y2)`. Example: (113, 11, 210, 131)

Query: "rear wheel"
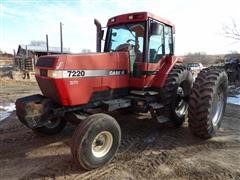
(153, 65, 193, 127)
(71, 113, 121, 170)
(188, 67, 228, 138)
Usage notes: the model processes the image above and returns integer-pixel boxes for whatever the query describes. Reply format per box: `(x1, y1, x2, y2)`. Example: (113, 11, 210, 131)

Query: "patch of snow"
(227, 94, 240, 105)
(0, 103, 15, 121)
(227, 85, 240, 105)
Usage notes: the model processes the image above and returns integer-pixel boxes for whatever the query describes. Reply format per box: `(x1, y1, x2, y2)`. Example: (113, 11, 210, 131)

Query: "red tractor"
(16, 12, 228, 170)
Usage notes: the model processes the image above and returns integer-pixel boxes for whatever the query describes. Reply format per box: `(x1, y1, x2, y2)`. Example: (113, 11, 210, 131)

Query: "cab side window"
(149, 21, 164, 63)
(164, 26, 173, 55)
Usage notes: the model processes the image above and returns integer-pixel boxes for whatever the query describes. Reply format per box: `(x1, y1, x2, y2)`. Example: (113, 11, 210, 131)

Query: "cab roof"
(107, 12, 175, 32)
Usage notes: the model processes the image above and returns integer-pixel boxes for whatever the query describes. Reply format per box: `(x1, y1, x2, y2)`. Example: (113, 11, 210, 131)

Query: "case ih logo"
(109, 70, 126, 76)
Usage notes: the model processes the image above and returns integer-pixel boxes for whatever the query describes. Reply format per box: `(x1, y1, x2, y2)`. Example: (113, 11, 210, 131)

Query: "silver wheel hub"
(175, 86, 188, 116)
(92, 131, 113, 158)
(211, 90, 224, 126)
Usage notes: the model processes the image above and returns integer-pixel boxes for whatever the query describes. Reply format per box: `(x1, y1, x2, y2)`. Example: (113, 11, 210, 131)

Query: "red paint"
(35, 53, 177, 105)
(36, 52, 130, 106)
(129, 56, 177, 89)
(152, 55, 178, 88)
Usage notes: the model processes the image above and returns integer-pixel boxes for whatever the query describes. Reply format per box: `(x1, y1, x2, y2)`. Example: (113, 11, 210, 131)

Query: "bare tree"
(183, 52, 222, 66)
(223, 19, 240, 41)
(183, 52, 208, 64)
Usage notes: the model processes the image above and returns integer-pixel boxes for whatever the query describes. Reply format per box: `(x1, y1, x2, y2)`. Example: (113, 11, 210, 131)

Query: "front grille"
(40, 69, 48, 77)
(36, 58, 56, 67)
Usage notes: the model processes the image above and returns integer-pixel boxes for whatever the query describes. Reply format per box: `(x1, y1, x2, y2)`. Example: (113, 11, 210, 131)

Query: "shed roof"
(19, 44, 70, 53)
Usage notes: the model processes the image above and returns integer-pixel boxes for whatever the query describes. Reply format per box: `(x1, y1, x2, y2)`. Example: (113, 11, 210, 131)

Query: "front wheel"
(71, 113, 121, 170)
(188, 67, 228, 139)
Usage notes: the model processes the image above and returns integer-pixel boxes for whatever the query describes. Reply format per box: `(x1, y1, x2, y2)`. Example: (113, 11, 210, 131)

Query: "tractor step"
(130, 90, 159, 96)
(103, 98, 131, 111)
(149, 102, 164, 110)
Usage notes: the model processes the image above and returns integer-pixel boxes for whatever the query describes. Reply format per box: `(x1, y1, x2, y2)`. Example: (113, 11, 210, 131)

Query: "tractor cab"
(96, 12, 176, 89)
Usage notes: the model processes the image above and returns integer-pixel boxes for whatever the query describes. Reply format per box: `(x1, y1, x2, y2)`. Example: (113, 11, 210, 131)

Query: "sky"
(0, 0, 240, 55)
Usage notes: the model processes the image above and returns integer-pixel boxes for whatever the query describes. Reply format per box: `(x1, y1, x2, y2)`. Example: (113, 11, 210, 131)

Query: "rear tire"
(188, 67, 228, 139)
(155, 65, 193, 127)
(71, 113, 121, 170)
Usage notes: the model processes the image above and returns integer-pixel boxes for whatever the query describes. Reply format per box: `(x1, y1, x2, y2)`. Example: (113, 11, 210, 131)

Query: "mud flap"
(15, 94, 53, 129)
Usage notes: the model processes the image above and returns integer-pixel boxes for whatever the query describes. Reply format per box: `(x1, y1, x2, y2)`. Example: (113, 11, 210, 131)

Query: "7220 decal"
(67, 70, 85, 77)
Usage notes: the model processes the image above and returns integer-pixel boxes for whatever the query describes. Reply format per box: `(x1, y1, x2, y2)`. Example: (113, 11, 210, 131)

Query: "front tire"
(71, 113, 121, 170)
(188, 67, 228, 139)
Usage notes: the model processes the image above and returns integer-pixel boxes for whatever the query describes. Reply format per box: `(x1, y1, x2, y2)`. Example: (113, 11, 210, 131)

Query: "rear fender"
(152, 56, 179, 88)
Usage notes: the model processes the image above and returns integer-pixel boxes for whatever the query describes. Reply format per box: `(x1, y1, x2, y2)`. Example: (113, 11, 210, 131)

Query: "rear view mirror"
(150, 23, 163, 36)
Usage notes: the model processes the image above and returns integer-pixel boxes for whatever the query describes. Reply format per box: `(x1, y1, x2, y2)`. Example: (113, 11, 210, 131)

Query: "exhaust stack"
(94, 19, 102, 52)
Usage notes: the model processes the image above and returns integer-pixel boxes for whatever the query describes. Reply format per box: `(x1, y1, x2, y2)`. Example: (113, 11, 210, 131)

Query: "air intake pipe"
(94, 19, 102, 52)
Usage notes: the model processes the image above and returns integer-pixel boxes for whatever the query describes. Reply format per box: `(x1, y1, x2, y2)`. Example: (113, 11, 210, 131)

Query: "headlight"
(47, 70, 63, 78)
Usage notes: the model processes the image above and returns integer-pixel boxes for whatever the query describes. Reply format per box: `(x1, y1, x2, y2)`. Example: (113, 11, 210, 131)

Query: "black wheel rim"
(45, 118, 61, 129)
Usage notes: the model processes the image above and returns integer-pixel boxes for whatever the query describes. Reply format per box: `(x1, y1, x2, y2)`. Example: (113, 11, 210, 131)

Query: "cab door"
(130, 20, 165, 89)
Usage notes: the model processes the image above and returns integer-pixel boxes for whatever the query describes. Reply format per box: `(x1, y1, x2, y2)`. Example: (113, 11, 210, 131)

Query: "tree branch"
(223, 19, 240, 41)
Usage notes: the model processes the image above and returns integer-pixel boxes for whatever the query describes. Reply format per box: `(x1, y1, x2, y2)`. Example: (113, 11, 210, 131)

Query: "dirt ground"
(0, 79, 240, 180)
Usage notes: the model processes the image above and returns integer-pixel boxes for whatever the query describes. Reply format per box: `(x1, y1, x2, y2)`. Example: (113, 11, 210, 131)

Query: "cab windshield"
(105, 22, 145, 62)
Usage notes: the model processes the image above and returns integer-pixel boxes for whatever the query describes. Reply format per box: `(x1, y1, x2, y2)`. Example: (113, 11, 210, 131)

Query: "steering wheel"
(126, 39, 135, 43)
